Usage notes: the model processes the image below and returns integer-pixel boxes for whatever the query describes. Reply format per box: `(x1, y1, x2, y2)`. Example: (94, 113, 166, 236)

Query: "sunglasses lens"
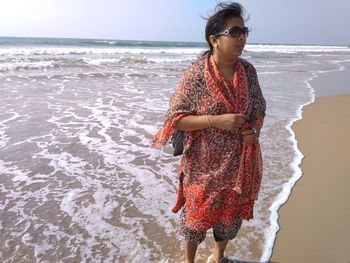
(229, 27, 249, 37)
(229, 27, 241, 37)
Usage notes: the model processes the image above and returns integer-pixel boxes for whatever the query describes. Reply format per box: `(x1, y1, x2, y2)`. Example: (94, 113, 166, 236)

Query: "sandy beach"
(270, 67, 350, 262)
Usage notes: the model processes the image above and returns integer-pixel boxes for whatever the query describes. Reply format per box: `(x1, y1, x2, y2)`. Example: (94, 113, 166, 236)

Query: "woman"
(151, 2, 266, 263)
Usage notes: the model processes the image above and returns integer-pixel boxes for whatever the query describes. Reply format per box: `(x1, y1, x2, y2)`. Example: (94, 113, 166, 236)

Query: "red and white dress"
(151, 53, 266, 232)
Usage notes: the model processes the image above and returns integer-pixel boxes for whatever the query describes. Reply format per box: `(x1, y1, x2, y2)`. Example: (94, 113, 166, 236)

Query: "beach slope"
(270, 93, 350, 263)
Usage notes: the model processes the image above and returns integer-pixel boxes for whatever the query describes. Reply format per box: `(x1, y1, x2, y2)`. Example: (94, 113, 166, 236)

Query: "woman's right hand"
(211, 113, 246, 131)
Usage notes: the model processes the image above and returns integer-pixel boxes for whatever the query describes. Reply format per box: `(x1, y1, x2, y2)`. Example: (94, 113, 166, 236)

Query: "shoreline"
(269, 63, 350, 262)
(262, 76, 313, 262)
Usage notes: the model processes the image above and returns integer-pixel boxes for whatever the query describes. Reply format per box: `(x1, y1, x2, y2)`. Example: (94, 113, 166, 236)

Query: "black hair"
(201, 2, 248, 56)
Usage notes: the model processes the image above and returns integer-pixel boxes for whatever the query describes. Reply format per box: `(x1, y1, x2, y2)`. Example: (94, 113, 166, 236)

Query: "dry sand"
(270, 91, 350, 262)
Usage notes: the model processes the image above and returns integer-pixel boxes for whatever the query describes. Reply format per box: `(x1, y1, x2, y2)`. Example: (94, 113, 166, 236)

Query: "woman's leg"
(212, 239, 229, 262)
(184, 240, 199, 263)
(210, 217, 243, 262)
(178, 207, 206, 262)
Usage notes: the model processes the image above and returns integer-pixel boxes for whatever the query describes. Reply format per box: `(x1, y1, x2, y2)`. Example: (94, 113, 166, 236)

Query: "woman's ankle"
(211, 252, 226, 263)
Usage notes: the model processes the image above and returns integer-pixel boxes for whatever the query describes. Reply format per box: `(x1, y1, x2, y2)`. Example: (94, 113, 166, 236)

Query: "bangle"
(205, 115, 212, 128)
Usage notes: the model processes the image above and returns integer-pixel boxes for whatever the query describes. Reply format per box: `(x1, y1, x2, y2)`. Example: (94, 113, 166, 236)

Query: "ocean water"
(1, 36, 350, 262)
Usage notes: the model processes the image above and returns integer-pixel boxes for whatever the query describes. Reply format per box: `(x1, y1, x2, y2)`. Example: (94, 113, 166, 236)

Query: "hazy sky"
(0, 0, 349, 45)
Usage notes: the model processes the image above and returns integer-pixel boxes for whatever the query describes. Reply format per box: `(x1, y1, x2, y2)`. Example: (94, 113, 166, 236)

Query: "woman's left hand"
(241, 127, 260, 143)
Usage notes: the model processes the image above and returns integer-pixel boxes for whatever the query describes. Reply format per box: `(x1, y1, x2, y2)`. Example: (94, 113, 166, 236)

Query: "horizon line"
(0, 35, 349, 47)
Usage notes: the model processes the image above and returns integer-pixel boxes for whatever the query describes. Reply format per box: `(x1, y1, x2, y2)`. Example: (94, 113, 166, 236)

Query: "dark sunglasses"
(215, 26, 249, 38)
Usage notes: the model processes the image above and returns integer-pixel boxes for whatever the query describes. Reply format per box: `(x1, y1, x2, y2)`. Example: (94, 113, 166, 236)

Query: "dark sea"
(1, 36, 350, 262)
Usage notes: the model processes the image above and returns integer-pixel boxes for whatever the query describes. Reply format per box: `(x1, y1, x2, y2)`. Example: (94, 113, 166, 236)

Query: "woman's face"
(214, 16, 247, 59)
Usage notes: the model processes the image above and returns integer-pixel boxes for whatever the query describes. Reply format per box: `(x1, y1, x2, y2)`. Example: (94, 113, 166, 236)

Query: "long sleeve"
(151, 63, 200, 148)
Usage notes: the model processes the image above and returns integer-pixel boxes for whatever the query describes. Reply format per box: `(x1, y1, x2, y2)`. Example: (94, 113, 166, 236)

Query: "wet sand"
(270, 66, 350, 262)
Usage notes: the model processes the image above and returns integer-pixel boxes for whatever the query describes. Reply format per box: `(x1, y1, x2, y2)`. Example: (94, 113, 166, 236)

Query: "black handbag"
(170, 129, 185, 156)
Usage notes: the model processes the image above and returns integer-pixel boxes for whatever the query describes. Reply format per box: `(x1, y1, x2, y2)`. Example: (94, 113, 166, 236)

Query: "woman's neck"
(211, 52, 238, 80)
(212, 52, 238, 71)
